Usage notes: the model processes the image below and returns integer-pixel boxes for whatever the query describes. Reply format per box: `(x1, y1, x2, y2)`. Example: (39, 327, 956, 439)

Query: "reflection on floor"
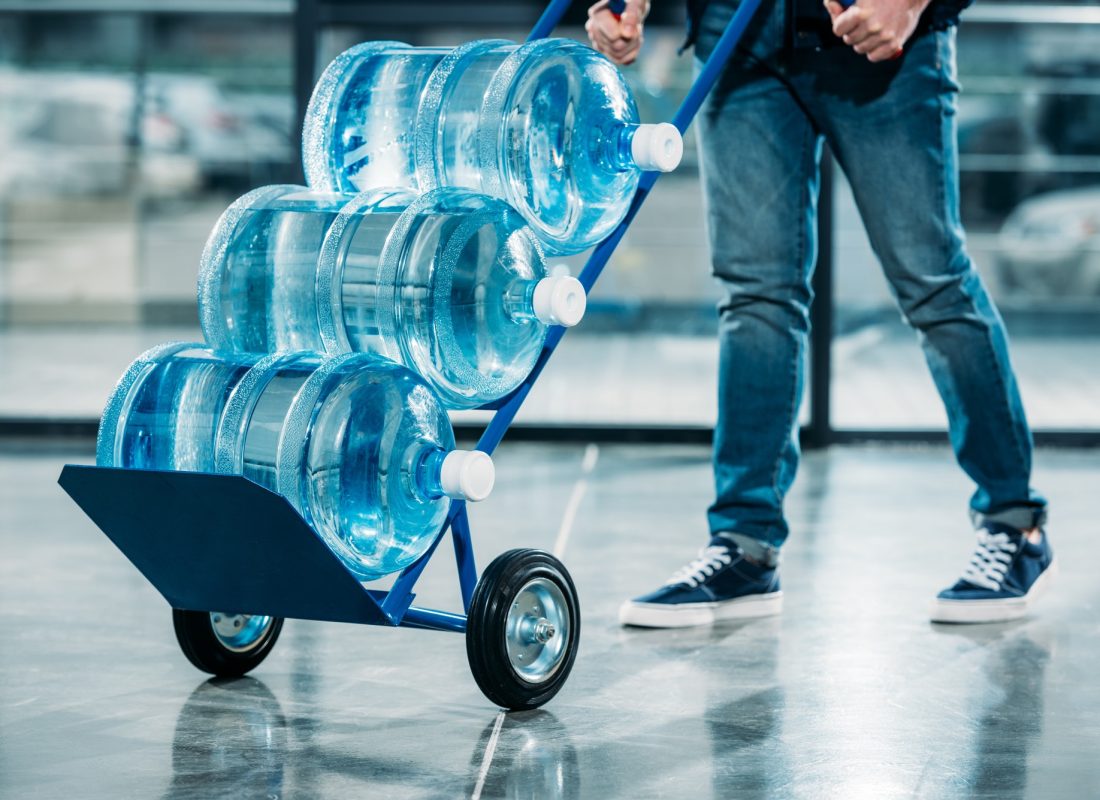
(1, 324, 1097, 429)
(1, 443, 1097, 798)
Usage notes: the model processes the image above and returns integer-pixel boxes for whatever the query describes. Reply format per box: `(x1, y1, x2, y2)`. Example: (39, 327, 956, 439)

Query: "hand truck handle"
(608, 0, 855, 20)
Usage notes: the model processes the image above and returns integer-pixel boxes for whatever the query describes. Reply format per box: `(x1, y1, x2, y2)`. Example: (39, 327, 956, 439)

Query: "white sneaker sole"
(619, 591, 783, 629)
(929, 558, 1057, 624)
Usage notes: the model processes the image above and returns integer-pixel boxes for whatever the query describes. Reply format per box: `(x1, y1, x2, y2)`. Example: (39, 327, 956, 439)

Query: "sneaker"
(930, 524, 1056, 624)
(619, 543, 783, 628)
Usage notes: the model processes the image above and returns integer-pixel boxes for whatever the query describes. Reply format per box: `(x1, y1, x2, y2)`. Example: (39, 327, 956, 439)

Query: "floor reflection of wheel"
(466, 710, 581, 799)
(172, 609, 283, 677)
(166, 677, 288, 800)
(466, 549, 580, 711)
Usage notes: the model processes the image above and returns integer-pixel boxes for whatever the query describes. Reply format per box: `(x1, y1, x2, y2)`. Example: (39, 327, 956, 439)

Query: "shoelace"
(665, 545, 733, 588)
(960, 529, 1019, 591)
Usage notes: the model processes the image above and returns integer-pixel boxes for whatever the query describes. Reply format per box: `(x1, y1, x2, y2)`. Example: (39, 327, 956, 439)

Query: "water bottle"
(302, 38, 683, 254)
(198, 185, 586, 409)
(96, 343, 496, 580)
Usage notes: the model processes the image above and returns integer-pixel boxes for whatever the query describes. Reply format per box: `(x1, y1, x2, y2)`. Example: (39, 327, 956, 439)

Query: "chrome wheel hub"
(210, 612, 273, 653)
(506, 577, 569, 684)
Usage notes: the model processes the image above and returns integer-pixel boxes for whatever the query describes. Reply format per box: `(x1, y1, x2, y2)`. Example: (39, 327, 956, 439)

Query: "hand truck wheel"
(172, 609, 283, 677)
(466, 549, 579, 711)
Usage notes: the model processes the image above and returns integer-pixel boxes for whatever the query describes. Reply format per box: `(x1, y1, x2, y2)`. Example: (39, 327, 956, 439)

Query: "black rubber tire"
(172, 610, 283, 678)
(466, 549, 580, 711)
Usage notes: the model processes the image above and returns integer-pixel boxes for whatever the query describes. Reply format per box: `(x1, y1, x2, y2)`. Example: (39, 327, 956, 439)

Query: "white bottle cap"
(532, 276, 587, 327)
(631, 123, 683, 173)
(440, 450, 495, 502)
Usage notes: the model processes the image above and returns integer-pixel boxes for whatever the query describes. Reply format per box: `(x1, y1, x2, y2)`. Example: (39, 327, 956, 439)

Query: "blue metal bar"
(451, 504, 478, 613)
(400, 606, 468, 633)
(671, 0, 764, 134)
(477, 0, 764, 458)
(381, 513, 454, 620)
(381, 492, 474, 622)
(527, 0, 573, 41)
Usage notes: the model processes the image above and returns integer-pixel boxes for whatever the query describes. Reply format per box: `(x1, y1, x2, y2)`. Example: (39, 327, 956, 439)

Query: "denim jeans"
(694, 1, 1048, 556)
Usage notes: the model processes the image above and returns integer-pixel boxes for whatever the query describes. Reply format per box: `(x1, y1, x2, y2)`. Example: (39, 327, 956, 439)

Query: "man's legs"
(798, 29, 1051, 622)
(803, 30, 1046, 527)
(618, 56, 821, 628)
(700, 58, 824, 562)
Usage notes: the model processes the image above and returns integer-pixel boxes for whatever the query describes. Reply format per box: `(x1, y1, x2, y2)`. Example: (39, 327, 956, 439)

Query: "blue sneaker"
(619, 542, 783, 628)
(930, 524, 1056, 624)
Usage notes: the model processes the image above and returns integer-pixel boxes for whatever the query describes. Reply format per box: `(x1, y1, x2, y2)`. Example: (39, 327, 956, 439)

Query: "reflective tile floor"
(1, 443, 1098, 799)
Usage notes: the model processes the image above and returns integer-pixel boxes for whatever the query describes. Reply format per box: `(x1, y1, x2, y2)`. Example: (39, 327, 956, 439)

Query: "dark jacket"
(684, 0, 974, 52)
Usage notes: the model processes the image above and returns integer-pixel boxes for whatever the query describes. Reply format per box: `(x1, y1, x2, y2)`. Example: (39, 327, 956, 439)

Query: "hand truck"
(58, 0, 765, 711)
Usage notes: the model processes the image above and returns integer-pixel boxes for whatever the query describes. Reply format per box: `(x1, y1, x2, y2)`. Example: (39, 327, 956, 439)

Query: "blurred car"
(0, 71, 199, 197)
(143, 74, 294, 188)
(956, 93, 1053, 227)
(0, 72, 133, 195)
(0, 69, 293, 197)
(996, 186, 1100, 297)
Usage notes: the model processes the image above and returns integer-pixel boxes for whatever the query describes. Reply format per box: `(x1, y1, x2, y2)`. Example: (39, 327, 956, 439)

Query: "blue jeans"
(695, 3, 1048, 556)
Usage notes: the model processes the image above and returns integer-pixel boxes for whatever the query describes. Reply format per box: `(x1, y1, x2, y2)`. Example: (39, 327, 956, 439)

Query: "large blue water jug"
(198, 185, 586, 409)
(302, 38, 682, 254)
(96, 343, 495, 580)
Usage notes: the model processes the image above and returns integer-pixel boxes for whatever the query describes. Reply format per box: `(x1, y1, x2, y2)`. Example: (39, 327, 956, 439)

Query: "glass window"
(831, 16, 1100, 431)
(0, 10, 293, 418)
(2, 7, 1091, 436)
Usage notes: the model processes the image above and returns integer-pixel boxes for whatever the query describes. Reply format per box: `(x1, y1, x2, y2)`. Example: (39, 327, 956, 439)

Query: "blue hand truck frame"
(58, 0, 767, 708)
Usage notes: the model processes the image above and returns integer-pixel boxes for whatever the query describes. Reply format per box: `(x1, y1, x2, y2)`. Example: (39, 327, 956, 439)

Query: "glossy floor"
(1, 443, 1097, 799)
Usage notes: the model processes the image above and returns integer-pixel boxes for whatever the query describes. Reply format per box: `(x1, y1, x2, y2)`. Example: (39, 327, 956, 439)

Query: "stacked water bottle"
(96, 39, 683, 581)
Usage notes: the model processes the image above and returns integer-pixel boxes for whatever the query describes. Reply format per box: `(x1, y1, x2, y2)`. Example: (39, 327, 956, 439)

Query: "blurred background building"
(0, 0, 1097, 440)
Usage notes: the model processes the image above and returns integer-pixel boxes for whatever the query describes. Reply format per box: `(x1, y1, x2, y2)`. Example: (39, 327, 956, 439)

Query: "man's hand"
(586, 0, 651, 66)
(824, 0, 931, 63)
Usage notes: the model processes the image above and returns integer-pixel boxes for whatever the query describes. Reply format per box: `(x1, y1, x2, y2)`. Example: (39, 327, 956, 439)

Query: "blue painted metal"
(527, 0, 573, 41)
(451, 506, 478, 613)
(667, 0, 764, 135)
(382, 497, 476, 621)
(57, 465, 402, 626)
(381, 506, 457, 620)
(400, 606, 468, 633)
